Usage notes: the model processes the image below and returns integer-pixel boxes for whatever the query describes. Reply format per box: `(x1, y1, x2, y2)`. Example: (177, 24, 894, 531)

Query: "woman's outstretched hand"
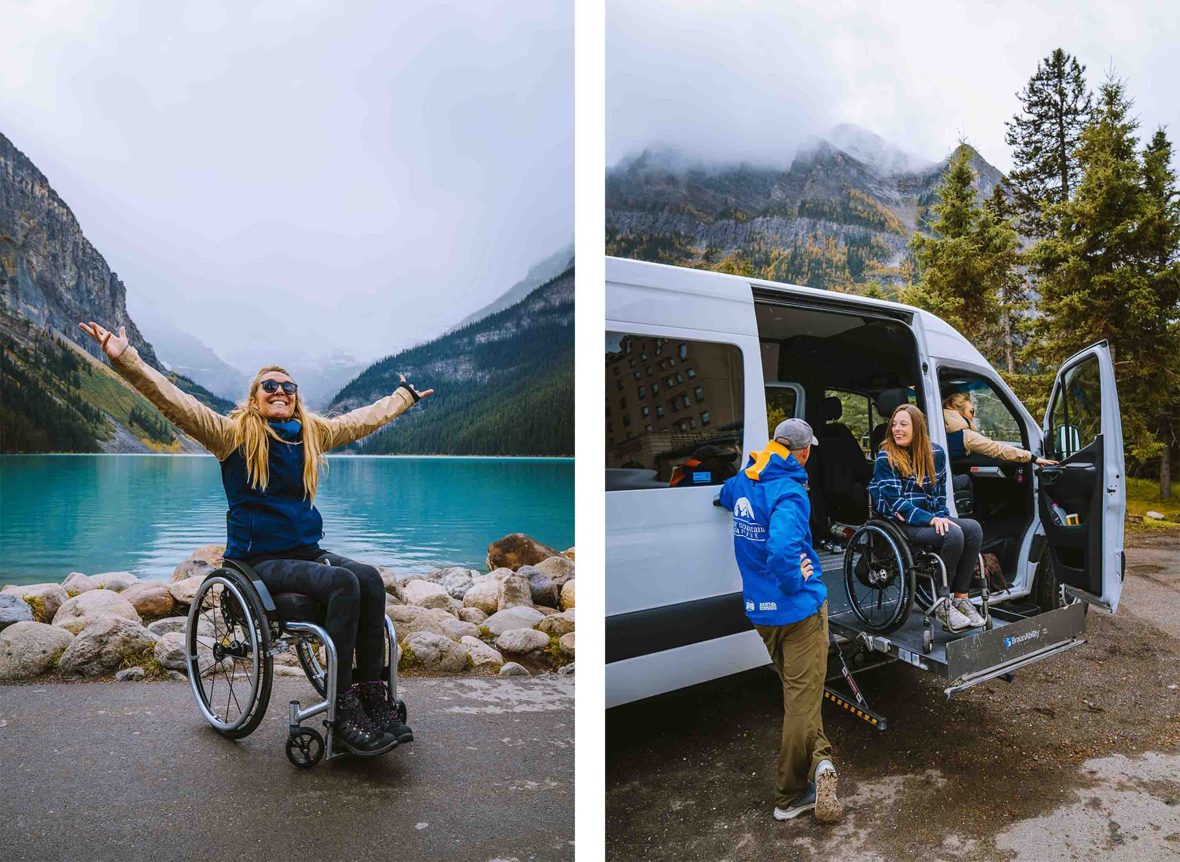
(79, 321, 129, 360)
(398, 373, 434, 401)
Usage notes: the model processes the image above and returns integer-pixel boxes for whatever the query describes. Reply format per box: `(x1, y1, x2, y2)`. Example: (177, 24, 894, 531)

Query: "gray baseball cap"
(773, 417, 819, 450)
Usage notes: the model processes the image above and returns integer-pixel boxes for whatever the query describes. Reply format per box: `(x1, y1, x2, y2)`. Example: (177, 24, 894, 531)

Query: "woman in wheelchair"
(867, 404, 986, 633)
(80, 320, 431, 756)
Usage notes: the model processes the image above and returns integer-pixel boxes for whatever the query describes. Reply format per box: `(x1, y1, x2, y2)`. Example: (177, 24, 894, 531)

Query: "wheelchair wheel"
(185, 569, 274, 739)
(843, 523, 915, 633)
(285, 727, 324, 769)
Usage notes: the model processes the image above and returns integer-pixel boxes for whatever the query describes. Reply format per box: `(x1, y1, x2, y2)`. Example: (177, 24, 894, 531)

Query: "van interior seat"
(870, 388, 908, 454)
(815, 396, 872, 523)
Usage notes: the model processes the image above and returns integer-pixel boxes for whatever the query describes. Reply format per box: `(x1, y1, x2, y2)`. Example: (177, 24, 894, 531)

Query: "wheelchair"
(842, 515, 991, 653)
(182, 557, 407, 768)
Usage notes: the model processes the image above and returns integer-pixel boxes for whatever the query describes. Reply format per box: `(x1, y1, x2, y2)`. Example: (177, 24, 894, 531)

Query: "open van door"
(1039, 341, 1126, 611)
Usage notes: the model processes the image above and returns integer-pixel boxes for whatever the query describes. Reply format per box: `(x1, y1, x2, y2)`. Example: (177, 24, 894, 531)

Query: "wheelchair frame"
(183, 557, 404, 768)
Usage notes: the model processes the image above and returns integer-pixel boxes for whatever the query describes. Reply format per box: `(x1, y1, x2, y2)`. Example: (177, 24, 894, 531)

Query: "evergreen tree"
(904, 145, 1020, 367)
(1004, 48, 1092, 238)
(1031, 76, 1173, 467)
(1140, 129, 1180, 496)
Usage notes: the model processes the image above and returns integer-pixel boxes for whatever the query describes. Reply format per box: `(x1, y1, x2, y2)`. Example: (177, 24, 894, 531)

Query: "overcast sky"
(1, 0, 571, 364)
(608, 0, 1179, 173)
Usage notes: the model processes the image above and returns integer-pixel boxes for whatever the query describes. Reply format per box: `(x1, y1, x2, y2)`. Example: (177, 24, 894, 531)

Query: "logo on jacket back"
(732, 496, 766, 542)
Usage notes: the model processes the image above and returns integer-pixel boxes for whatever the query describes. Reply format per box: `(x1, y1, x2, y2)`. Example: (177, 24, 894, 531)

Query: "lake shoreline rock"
(0, 533, 575, 683)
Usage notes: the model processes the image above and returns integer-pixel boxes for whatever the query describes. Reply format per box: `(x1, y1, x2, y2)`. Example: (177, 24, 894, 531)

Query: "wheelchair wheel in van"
(185, 569, 274, 739)
(843, 523, 915, 633)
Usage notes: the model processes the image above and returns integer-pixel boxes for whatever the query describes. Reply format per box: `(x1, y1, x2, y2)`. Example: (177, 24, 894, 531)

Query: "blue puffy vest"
(221, 419, 323, 560)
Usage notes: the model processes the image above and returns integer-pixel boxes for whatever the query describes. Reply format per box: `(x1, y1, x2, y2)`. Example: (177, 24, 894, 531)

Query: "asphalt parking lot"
(607, 529, 1180, 861)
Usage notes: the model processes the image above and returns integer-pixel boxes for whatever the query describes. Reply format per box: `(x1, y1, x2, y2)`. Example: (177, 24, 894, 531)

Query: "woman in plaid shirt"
(868, 404, 985, 632)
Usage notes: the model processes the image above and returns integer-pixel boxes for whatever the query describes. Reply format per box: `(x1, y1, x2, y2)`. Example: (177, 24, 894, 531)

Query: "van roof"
(605, 255, 990, 369)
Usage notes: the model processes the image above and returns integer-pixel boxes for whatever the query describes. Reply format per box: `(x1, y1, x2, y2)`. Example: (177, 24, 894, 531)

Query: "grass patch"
(119, 643, 168, 679)
(1126, 477, 1180, 529)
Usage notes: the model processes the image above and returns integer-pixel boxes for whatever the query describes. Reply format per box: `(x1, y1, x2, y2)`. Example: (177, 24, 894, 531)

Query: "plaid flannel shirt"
(868, 444, 950, 527)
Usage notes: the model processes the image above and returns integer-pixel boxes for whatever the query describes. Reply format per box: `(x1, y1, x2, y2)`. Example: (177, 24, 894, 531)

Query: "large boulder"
(458, 607, 488, 625)
(482, 606, 545, 637)
(401, 632, 469, 673)
(559, 631, 575, 658)
(386, 605, 458, 642)
(462, 579, 501, 616)
(154, 631, 214, 675)
(538, 609, 576, 637)
(148, 616, 212, 638)
(402, 579, 450, 609)
(460, 636, 504, 670)
(434, 567, 476, 600)
(486, 533, 560, 571)
(377, 567, 406, 603)
(534, 555, 576, 586)
(560, 579, 576, 611)
(495, 628, 549, 656)
(440, 617, 481, 642)
(562, 547, 575, 561)
(120, 582, 177, 618)
(169, 576, 207, 607)
(89, 571, 139, 592)
(2, 583, 69, 623)
(170, 558, 214, 584)
(498, 574, 534, 611)
(518, 566, 560, 608)
(61, 572, 97, 596)
(0, 622, 74, 680)
(52, 590, 141, 635)
(57, 617, 156, 678)
(0, 595, 34, 631)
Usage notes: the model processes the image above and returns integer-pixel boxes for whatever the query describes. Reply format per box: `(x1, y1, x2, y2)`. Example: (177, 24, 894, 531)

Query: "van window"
(1047, 355, 1102, 459)
(824, 389, 872, 455)
(606, 332, 744, 490)
(940, 372, 1026, 455)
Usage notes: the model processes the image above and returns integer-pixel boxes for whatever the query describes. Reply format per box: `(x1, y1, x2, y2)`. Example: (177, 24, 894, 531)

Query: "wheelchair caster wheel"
(286, 727, 324, 769)
(922, 629, 933, 654)
(397, 700, 408, 723)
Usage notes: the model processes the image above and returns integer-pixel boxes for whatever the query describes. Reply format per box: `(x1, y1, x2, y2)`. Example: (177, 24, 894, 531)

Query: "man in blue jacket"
(719, 418, 841, 823)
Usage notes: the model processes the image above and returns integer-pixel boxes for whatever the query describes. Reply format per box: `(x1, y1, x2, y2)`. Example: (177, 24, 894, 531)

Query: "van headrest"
(875, 388, 907, 417)
(820, 396, 842, 422)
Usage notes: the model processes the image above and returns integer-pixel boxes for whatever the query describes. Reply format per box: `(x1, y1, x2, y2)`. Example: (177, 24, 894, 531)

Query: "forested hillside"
(327, 267, 574, 456)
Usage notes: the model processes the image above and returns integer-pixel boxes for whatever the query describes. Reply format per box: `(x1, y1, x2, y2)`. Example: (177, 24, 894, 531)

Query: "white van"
(605, 256, 1125, 710)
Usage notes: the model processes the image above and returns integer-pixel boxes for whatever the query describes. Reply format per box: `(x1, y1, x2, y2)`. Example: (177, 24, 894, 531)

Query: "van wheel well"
(1034, 546, 1064, 613)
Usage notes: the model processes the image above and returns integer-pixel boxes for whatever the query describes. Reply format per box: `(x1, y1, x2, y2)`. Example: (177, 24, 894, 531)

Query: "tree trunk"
(1001, 306, 1015, 374)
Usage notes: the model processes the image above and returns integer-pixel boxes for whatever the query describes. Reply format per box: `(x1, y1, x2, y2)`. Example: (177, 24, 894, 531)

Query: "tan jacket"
(110, 346, 415, 460)
(943, 407, 1031, 463)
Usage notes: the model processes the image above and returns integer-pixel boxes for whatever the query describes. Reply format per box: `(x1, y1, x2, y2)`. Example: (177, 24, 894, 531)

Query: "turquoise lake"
(0, 455, 574, 586)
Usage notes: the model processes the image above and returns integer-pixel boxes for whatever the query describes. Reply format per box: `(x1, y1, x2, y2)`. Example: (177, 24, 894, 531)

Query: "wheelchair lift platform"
(818, 550, 1089, 729)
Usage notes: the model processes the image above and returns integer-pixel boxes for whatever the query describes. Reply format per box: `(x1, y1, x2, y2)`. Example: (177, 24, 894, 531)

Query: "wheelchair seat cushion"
(273, 592, 325, 624)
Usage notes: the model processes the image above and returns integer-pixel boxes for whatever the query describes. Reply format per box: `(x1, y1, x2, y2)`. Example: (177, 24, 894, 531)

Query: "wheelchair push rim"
(843, 523, 915, 633)
(185, 574, 271, 736)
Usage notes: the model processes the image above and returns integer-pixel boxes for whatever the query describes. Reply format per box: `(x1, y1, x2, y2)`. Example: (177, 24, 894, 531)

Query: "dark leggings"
(252, 552, 385, 692)
(900, 516, 983, 594)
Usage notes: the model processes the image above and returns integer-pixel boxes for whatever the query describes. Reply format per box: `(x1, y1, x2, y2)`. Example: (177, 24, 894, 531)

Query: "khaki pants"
(755, 601, 833, 807)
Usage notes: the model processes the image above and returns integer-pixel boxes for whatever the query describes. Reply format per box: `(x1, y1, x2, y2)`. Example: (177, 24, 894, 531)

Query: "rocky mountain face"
(328, 266, 574, 456)
(0, 131, 231, 453)
(0, 133, 161, 368)
(606, 125, 1006, 290)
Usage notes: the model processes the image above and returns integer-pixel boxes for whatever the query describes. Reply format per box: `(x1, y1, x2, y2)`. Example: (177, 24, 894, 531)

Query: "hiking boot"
(773, 784, 816, 820)
(936, 599, 972, 633)
(814, 760, 842, 823)
(356, 680, 414, 743)
(953, 598, 986, 628)
(333, 687, 397, 756)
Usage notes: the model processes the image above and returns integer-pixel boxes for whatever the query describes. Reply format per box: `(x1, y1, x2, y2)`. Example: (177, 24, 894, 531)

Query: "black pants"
(901, 516, 983, 593)
(252, 552, 385, 692)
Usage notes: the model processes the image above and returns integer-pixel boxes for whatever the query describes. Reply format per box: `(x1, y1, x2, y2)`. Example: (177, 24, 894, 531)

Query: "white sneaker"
(814, 760, 842, 823)
(953, 598, 986, 628)
(937, 600, 972, 632)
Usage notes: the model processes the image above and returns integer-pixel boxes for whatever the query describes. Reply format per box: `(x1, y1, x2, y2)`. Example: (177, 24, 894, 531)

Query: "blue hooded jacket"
(718, 442, 826, 626)
(221, 419, 324, 560)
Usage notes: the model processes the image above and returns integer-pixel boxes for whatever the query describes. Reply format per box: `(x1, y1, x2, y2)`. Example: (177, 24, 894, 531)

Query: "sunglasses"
(259, 380, 298, 395)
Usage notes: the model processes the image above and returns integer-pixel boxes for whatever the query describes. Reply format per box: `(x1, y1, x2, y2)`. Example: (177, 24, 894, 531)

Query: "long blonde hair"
(943, 391, 972, 415)
(881, 404, 936, 488)
(227, 366, 333, 502)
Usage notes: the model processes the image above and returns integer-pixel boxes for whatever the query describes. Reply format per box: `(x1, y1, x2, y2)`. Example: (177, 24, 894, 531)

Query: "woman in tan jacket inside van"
(942, 392, 1056, 466)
